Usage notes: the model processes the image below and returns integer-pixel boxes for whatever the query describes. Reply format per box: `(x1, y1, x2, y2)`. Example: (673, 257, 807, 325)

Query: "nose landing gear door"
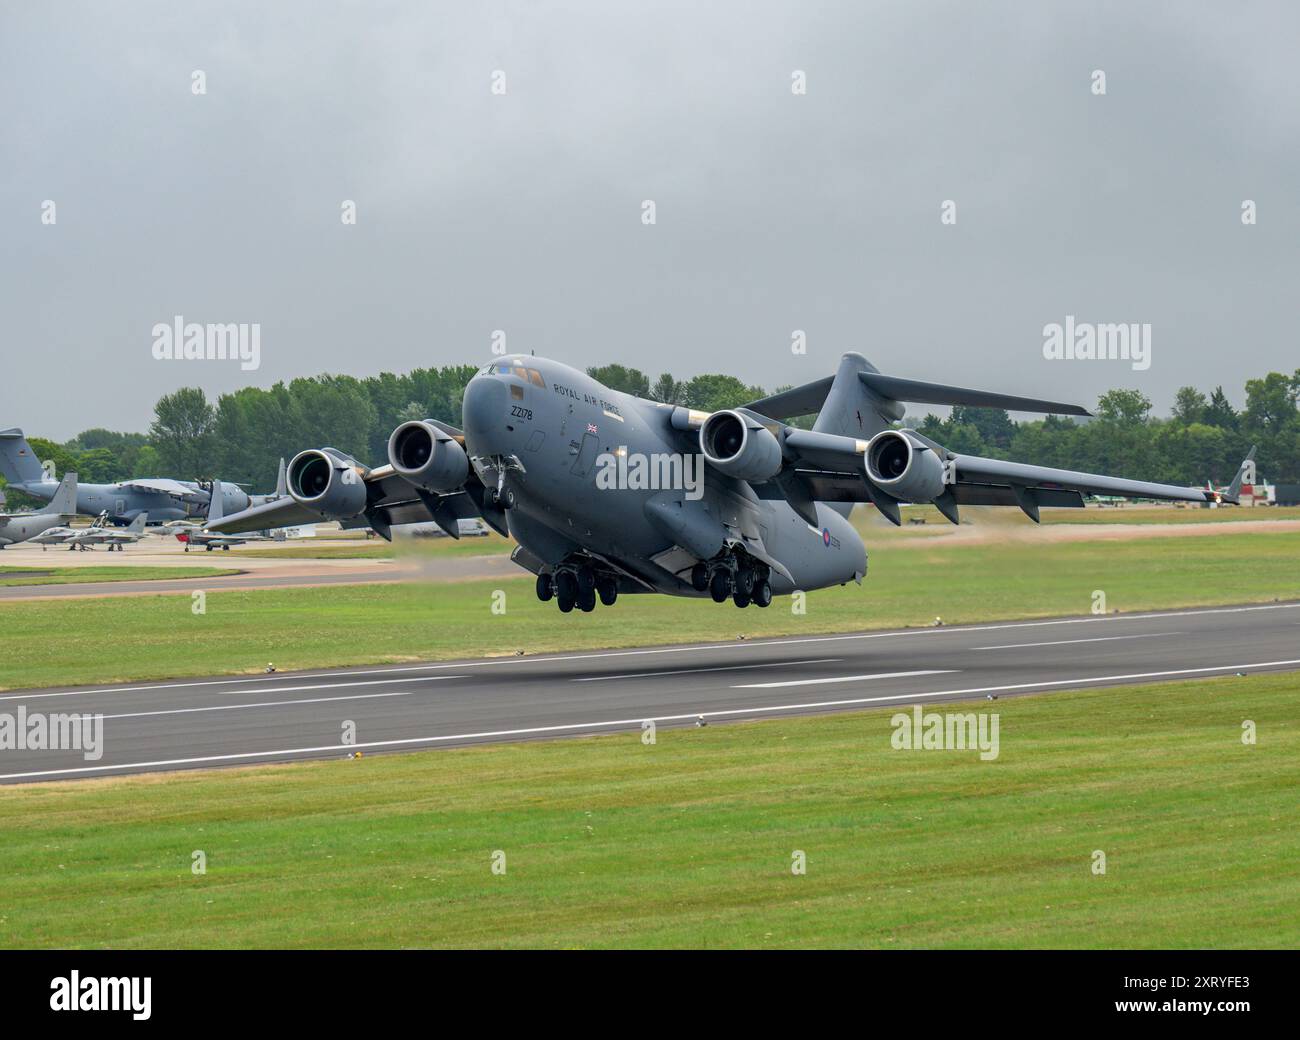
(570, 432, 600, 477)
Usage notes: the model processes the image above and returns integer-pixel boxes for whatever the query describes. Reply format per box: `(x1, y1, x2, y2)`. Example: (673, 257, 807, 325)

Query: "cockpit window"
(527, 368, 545, 387)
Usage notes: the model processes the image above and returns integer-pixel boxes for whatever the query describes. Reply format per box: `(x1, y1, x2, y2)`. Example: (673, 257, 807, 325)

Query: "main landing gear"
(536, 566, 618, 613)
(690, 548, 773, 609)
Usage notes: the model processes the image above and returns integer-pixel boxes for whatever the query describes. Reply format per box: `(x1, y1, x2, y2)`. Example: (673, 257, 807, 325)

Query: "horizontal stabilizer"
(744, 377, 835, 420)
(859, 372, 1091, 417)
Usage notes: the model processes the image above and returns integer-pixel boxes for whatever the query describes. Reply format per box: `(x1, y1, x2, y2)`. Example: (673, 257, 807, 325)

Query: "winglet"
(1219, 446, 1257, 505)
(275, 458, 287, 498)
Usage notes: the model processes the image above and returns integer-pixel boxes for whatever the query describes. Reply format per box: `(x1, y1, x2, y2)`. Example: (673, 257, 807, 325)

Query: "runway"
(1, 600, 1298, 783)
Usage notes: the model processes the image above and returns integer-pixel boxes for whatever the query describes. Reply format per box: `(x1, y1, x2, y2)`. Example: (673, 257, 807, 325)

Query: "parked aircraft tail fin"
(126, 511, 149, 533)
(0, 428, 49, 486)
(207, 481, 225, 523)
(48, 472, 78, 516)
(1219, 446, 1257, 505)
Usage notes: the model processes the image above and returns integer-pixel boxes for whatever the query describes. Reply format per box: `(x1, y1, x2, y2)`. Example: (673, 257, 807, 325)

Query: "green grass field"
(1, 529, 1297, 690)
(875, 503, 1300, 531)
(0, 565, 237, 587)
(2, 672, 1295, 949)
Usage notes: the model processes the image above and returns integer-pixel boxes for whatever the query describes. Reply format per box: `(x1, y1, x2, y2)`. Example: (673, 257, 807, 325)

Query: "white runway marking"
(1, 601, 1296, 703)
(733, 669, 954, 689)
(971, 633, 1181, 651)
(574, 658, 843, 682)
(5, 657, 1300, 781)
(97, 683, 464, 721)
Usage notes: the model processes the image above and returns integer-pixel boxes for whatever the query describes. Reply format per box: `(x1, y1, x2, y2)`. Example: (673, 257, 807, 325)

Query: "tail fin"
(808, 355, 899, 518)
(47, 472, 78, 516)
(275, 458, 287, 498)
(127, 511, 149, 533)
(0, 428, 50, 486)
(207, 481, 225, 524)
(813, 354, 897, 441)
(1220, 446, 1257, 504)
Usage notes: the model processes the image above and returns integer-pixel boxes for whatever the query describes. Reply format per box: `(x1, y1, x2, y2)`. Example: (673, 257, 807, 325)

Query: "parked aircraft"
(0, 432, 285, 523)
(178, 480, 276, 551)
(65, 511, 150, 551)
(210, 353, 1251, 612)
(0, 473, 78, 548)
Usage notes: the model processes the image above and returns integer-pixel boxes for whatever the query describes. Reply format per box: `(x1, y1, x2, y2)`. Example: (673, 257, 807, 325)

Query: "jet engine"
(287, 449, 368, 520)
(865, 430, 946, 503)
(387, 420, 469, 493)
(698, 410, 783, 482)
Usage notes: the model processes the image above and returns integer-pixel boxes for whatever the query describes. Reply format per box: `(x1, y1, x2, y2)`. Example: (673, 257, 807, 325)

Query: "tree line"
(4, 364, 1296, 505)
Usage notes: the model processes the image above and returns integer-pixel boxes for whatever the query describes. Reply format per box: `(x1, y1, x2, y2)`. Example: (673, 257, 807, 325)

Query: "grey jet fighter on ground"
(0, 472, 79, 549)
(209, 353, 1252, 612)
(64, 511, 150, 551)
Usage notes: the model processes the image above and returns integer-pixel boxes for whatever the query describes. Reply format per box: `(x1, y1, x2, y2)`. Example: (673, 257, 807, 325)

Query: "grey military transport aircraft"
(209, 353, 1253, 612)
(0, 430, 283, 524)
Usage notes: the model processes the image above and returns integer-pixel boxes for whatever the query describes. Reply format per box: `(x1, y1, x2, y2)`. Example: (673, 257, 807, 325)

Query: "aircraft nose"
(462, 375, 510, 455)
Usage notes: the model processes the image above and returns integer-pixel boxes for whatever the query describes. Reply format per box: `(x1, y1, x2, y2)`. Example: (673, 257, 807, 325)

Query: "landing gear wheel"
(576, 567, 596, 595)
(709, 569, 732, 603)
(578, 586, 597, 612)
(536, 573, 554, 602)
(503, 488, 516, 509)
(555, 569, 577, 603)
(597, 578, 618, 606)
(752, 579, 773, 608)
(690, 562, 709, 592)
(733, 591, 751, 608)
(557, 591, 575, 613)
(735, 566, 755, 596)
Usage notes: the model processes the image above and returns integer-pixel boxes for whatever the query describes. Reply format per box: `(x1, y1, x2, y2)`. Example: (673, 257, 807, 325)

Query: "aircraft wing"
(208, 425, 505, 540)
(204, 496, 329, 534)
(752, 425, 1239, 525)
(118, 478, 204, 501)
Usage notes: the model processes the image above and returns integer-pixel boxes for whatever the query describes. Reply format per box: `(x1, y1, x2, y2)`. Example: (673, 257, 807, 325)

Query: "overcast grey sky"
(3, 1, 1297, 440)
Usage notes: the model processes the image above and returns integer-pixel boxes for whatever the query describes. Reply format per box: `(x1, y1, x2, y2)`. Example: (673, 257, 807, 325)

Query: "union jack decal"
(587, 423, 598, 434)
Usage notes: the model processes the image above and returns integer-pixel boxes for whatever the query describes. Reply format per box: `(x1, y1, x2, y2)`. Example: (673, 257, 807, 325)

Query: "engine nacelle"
(699, 410, 783, 482)
(865, 430, 946, 503)
(287, 449, 368, 520)
(387, 421, 469, 493)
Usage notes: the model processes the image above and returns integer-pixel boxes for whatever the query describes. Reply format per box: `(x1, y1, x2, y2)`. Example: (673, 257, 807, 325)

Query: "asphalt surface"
(1, 600, 1298, 783)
